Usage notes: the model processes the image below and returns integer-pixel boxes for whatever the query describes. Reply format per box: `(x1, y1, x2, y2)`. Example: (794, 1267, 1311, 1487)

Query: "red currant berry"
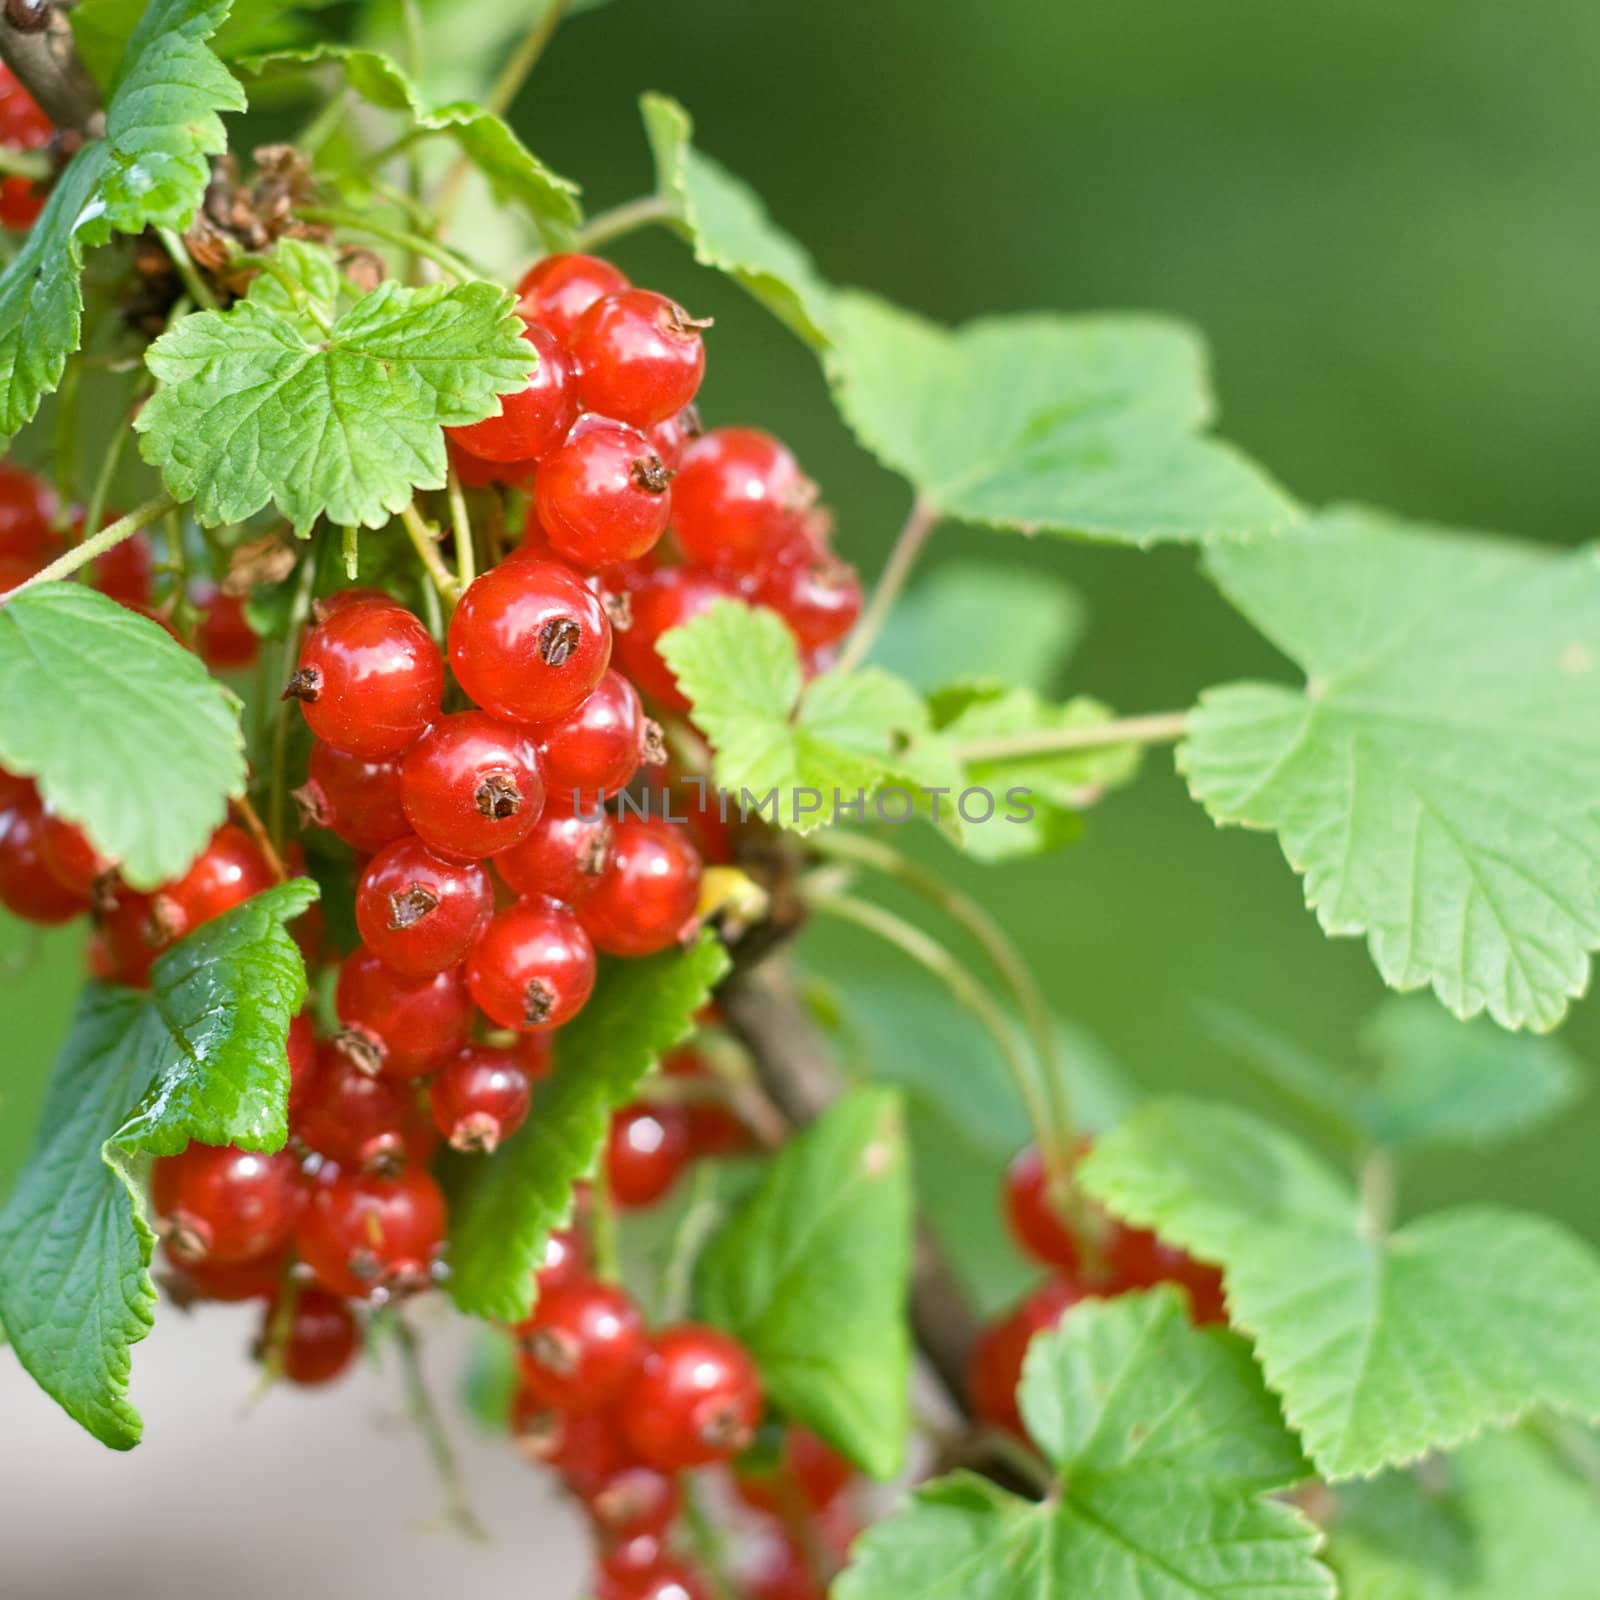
(535, 419, 674, 569)
(495, 804, 614, 903)
(0, 787, 90, 924)
(37, 808, 112, 899)
(293, 1041, 430, 1171)
(536, 670, 660, 809)
(606, 1103, 691, 1210)
(746, 1536, 826, 1600)
(612, 567, 735, 711)
(355, 836, 494, 975)
(0, 461, 55, 562)
(663, 1049, 747, 1158)
(622, 1325, 763, 1470)
(588, 1465, 681, 1541)
(516, 1028, 555, 1081)
(646, 405, 702, 472)
(466, 895, 595, 1031)
(0, 67, 51, 231)
(400, 711, 545, 860)
(296, 741, 411, 854)
(570, 290, 708, 428)
(87, 527, 155, 609)
(285, 1009, 318, 1114)
(335, 946, 473, 1078)
(515, 1401, 634, 1494)
(150, 1144, 303, 1266)
(578, 816, 701, 958)
(449, 558, 613, 725)
(1002, 1146, 1081, 1274)
(516, 253, 630, 344)
(151, 824, 275, 941)
(94, 885, 176, 986)
(195, 587, 260, 671)
(428, 1045, 533, 1153)
(448, 435, 539, 490)
(1104, 1226, 1227, 1326)
(967, 1278, 1088, 1436)
(733, 1427, 852, 1517)
(286, 603, 444, 759)
(266, 1288, 362, 1386)
(597, 1534, 669, 1586)
(162, 1244, 286, 1303)
(671, 429, 816, 575)
(296, 1165, 446, 1299)
(596, 1560, 710, 1600)
(756, 555, 862, 653)
(517, 1280, 645, 1410)
(311, 586, 393, 623)
(449, 321, 576, 464)
(530, 1225, 587, 1299)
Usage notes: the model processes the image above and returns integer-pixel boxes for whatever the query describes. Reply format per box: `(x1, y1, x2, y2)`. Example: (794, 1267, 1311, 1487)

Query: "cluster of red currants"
(0, 65, 50, 232)
(508, 1207, 855, 1600)
(968, 1143, 1227, 1434)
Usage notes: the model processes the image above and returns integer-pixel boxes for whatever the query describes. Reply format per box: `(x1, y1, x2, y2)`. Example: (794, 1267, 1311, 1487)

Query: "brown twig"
(0, 0, 103, 138)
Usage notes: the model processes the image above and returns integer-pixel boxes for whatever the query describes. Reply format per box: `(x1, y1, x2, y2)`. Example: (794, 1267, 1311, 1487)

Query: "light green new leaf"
(244, 46, 580, 243)
(1355, 995, 1584, 1151)
(137, 245, 536, 533)
(448, 935, 728, 1322)
(694, 1088, 913, 1479)
(930, 685, 1142, 861)
(641, 94, 834, 348)
(826, 292, 1298, 545)
(1080, 1099, 1600, 1478)
(0, 584, 246, 889)
(834, 1291, 1331, 1600)
(1183, 508, 1600, 1032)
(0, 881, 315, 1448)
(0, 0, 244, 441)
(659, 599, 960, 836)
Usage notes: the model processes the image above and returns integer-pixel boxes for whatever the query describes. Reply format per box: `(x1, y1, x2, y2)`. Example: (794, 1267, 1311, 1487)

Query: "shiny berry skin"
(733, 1427, 852, 1517)
(151, 824, 275, 941)
(671, 429, 815, 574)
(38, 809, 112, 899)
(516, 253, 630, 344)
(515, 1401, 634, 1493)
(588, 1464, 681, 1541)
(449, 558, 612, 725)
(293, 1042, 429, 1171)
(1105, 1226, 1227, 1326)
(517, 1281, 645, 1410)
(531, 1226, 586, 1299)
(400, 711, 545, 861)
(150, 1144, 302, 1266)
(285, 1010, 319, 1114)
(335, 946, 473, 1078)
(570, 290, 708, 428)
(466, 894, 595, 1032)
(756, 555, 862, 653)
(0, 67, 51, 231)
(0, 462, 56, 561)
(266, 1288, 362, 1386)
(578, 816, 701, 958)
(622, 1325, 763, 1470)
(196, 588, 260, 671)
(95, 885, 173, 986)
(1002, 1145, 1080, 1273)
(967, 1278, 1087, 1436)
(0, 788, 89, 923)
(535, 419, 674, 569)
(286, 603, 444, 759)
(495, 805, 613, 903)
(296, 1165, 446, 1299)
(355, 837, 494, 976)
(646, 406, 701, 471)
(448, 435, 539, 490)
(596, 1562, 710, 1600)
(448, 322, 576, 464)
(536, 670, 658, 809)
(612, 567, 734, 711)
(163, 1244, 286, 1303)
(88, 529, 155, 609)
(428, 1045, 533, 1153)
(606, 1103, 691, 1210)
(297, 741, 411, 854)
(516, 1028, 555, 1081)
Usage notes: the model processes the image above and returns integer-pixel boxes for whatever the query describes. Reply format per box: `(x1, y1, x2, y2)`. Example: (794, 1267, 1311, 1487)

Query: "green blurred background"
(6, 0, 1598, 1279)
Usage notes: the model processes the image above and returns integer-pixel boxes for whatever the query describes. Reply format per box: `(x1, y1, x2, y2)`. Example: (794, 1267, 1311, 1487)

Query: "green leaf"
(136, 245, 536, 533)
(641, 93, 835, 348)
(1182, 507, 1600, 1032)
(694, 1088, 914, 1479)
(448, 934, 728, 1322)
(0, 584, 246, 889)
(658, 599, 960, 837)
(0, 881, 315, 1447)
(834, 1290, 1331, 1600)
(870, 561, 1086, 695)
(1355, 996, 1584, 1151)
(0, 0, 244, 441)
(1329, 1431, 1600, 1600)
(1079, 1099, 1600, 1479)
(930, 686, 1142, 861)
(243, 46, 580, 244)
(825, 292, 1299, 545)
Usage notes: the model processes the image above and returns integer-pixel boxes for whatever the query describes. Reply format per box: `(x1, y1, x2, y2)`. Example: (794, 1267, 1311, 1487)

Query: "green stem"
(588, 1161, 622, 1286)
(575, 194, 673, 251)
(447, 467, 475, 591)
(389, 1311, 490, 1542)
(1358, 1148, 1397, 1241)
(0, 147, 50, 180)
(80, 384, 148, 557)
(51, 349, 81, 516)
(1, 494, 176, 602)
(953, 710, 1190, 764)
(297, 208, 483, 282)
(157, 227, 218, 312)
(680, 1477, 739, 1600)
(832, 497, 939, 677)
(399, 503, 462, 603)
(652, 1163, 724, 1324)
(810, 829, 1073, 1164)
(296, 84, 353, 160)
(269, 552, 319, 848)
(803, 886, 1057, 1168)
